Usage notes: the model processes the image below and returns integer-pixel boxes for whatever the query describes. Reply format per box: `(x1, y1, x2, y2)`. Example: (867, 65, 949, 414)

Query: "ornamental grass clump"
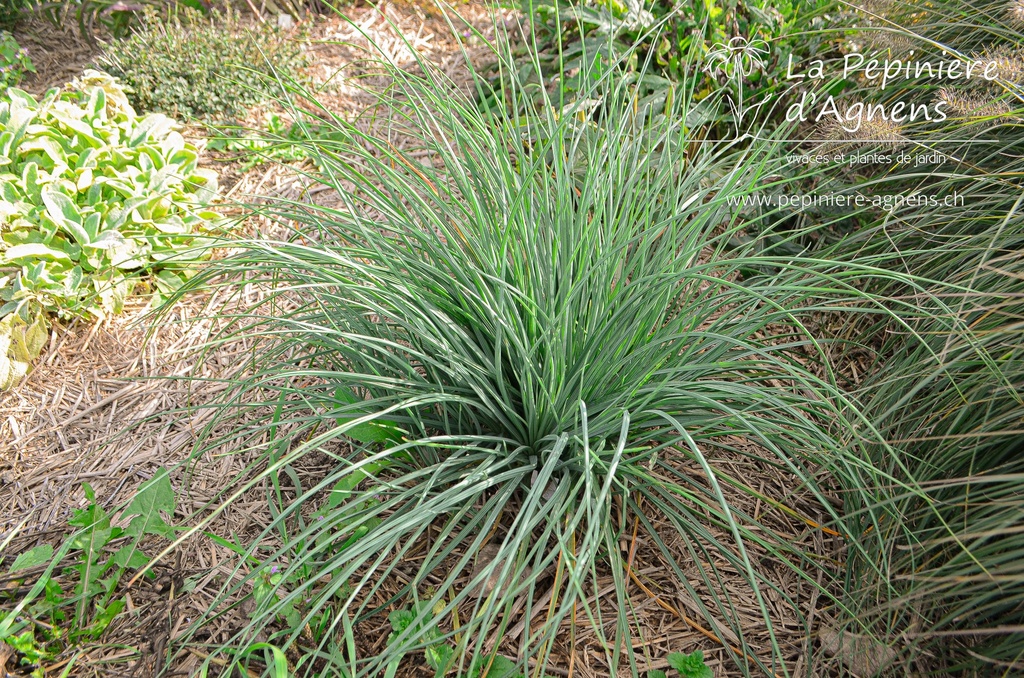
(827, 143, 1024, 673)
(163, 21, 935, 677)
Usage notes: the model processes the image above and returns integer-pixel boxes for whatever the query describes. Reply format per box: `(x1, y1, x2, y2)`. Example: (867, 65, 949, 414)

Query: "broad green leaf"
(87, 228, 127, 251)
(0, 131, 13, 159)
(188, 167, 219, 204)
(9, 309, 48, 363)
(426, 645, 453, 675)
(152, 214, 188, 234)
(90, 599, 125, 637)
(666, 651, 712, 678)
(50, 109, 102, 148)
(6, 88, 39, 109)
(333, 387, 403, 445)
(0, 343, 30, 390)
(8, 544, 54, 573)
(21, 161, 40, 196)
(94, 273, 130, 317)
(86, 86, 106, 122)
(82, 212, 102, 243)
(77, 167, 94, 191)
(154, 269, 185, 294)
(2, 243, 72, 264)
(129, 114, 174, 147)
(19, 135, 68, 168)
(42, 188, 91, 246)
(2, 106, 35, 155)
(110, 544, 150, 570)
(387, 608, 417, 638)
(471, 656, 521, 678)
(122, 467, 176, 539)
(327, 463, 387, 509)
(68, 483, 114, 622)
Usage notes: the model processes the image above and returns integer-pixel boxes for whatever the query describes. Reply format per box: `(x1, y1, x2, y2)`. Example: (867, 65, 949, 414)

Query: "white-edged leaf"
(2, 243, 73, 264)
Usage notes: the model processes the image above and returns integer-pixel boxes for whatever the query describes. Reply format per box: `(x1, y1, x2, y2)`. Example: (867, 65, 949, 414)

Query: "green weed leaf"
(472, 656, 521, 678)
(123, 467, 175, 539)
(8, 544, 54, 573)
(666, 651, 712, 678)
(426, 644, 453, 676)
(90, 599, 125, 637)
(333, 387, 403, 445)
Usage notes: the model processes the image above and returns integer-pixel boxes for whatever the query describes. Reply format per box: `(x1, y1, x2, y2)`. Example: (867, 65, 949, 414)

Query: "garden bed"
(2, 0, 1022, 677)
(1, 5, 842, 675)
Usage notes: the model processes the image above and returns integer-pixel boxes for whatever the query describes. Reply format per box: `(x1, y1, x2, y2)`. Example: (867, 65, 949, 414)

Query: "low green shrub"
(0, 70, 222, 388)
(98, 7, 306, 121)
(0, 1, 31, 28)
(0, 31, 34, 89)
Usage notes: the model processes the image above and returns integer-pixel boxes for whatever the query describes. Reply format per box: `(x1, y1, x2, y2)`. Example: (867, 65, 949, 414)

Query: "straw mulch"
(1, 4, 851, 676)
(9, 16, 98, 97)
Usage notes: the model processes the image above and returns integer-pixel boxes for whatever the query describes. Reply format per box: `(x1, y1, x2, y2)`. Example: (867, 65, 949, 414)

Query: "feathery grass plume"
(855, 30, 919, 57)
(976, 45, 1024, 83)
(815, 107, 908, 154)
(828, 172, 1024, 673)
(1006, 0, 1024, 28)
(850, 0, 902, 17)
(848, 0, 927, 28)
(152, 8, 942, 678)
(936, 86, 1014, 118)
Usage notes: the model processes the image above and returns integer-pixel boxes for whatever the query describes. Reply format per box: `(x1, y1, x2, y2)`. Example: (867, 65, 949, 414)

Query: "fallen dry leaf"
(819, 624, 898, 676)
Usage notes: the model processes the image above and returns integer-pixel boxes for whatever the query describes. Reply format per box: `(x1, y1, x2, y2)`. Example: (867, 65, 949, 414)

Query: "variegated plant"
(0, 70, 222, 388)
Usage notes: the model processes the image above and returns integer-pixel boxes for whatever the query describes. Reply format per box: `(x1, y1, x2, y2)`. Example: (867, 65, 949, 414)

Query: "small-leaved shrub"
(0, 1, 31, 28)
(0, 70, 222, 388)
(0, 31, 34, 89)
(99, 7, 306, 121)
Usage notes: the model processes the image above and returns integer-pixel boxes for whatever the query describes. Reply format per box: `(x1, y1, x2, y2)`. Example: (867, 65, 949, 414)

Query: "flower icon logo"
(704, 36, 770, 79)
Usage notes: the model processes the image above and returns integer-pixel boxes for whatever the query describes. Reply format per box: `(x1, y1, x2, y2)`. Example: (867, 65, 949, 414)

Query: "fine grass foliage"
(824, 203, 1024, 673)
(801, 0, 1024, 662)
(158, 11, 945, 678)
(824, 103, 1024, 673)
